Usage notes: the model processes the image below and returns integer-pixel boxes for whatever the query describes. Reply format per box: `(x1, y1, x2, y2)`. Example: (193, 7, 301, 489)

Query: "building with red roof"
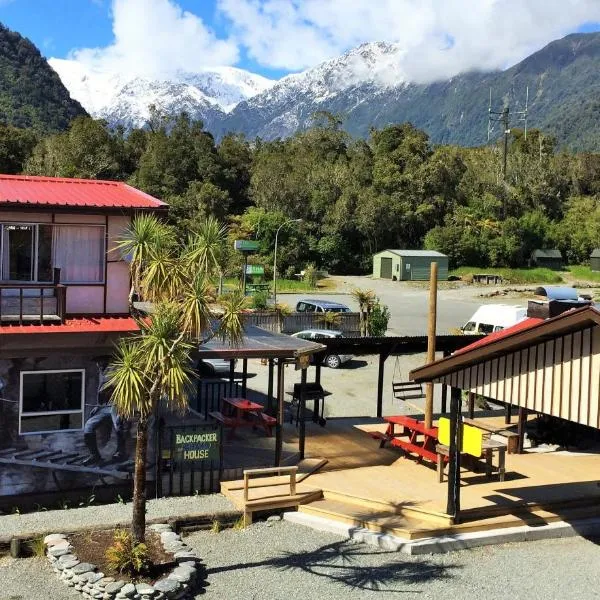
(0, 175, 164, 504)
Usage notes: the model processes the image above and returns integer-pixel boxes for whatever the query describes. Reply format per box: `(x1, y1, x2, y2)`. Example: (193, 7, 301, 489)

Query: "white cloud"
(66, 0, 239, 78)
(217, 0, 600, 82)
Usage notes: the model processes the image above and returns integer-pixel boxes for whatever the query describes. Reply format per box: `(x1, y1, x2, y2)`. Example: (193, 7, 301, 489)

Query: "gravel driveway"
(3, 520, 598, 600)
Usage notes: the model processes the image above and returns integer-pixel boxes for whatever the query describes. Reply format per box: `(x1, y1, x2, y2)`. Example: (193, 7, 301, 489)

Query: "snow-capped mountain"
(48, 58, 273, 129)
(216, 42, 407, 139)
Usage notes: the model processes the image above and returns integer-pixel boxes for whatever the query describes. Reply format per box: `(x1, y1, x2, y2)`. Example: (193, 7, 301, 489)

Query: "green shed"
(372, 250, 448, 281)
(530, 249, 563, 270)
(591, 249, 600, 272)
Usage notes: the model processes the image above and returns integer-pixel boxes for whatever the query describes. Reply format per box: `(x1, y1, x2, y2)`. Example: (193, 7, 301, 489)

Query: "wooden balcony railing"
(0, 269, 67, 325)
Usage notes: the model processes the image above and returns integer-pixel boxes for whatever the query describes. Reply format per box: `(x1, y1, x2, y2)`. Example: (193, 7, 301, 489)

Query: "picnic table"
(436, 438, 506, 482)
(369, 415, 440, 464)
(209, 398, 276, 439)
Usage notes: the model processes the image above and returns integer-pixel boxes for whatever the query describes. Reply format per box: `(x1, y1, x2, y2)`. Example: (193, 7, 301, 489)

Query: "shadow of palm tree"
(207, 539, 457, 593)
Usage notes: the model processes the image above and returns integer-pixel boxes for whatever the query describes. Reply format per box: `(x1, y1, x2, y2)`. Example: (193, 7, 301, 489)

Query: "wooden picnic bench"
(436, 439, 506, 483)
(462, 417, 519, 454)
(369, 415, 442, 464)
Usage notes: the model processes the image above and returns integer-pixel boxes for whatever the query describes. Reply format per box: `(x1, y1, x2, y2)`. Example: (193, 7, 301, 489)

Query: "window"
(478, 323, 495, 334)
(0, 224, 53, 282)
(52, 225, 105, 283)
(19, 370, 85, 435)
(462, 321, 476, 332)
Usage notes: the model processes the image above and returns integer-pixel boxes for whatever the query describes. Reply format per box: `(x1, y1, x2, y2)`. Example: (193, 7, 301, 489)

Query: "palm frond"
(104, 340, 148, 419)
(180, 274, 215, 339)
(141, 247, 184, 303)
(184, 216, 228, 277)
(216, 290, 247, 347)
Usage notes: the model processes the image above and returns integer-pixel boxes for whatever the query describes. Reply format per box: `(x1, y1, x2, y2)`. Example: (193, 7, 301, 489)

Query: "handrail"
(243, 465, 298, 502)
(0, 282, 67, 325)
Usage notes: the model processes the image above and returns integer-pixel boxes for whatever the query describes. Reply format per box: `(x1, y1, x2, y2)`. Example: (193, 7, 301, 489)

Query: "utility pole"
(424, 262, 438, 430)
(487, 87, 529, 219)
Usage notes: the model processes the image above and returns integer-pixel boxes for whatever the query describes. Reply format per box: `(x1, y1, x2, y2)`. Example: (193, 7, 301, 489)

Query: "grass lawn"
(450, 266, 563, 284)
(222, 277, 336, 292)
(566, 265, 600, 283)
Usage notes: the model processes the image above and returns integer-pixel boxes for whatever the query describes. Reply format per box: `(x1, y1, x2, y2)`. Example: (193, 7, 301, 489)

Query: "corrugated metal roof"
(0, 174, 166, 210)
(376, 249, 448, 258)
(531, 248, 562, 259)
(0, 316, 139, 335)
(591, 249, 600, 258)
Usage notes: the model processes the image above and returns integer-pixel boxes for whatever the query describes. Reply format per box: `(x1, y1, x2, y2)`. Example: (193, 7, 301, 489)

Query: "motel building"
(0, 174, 165, 508)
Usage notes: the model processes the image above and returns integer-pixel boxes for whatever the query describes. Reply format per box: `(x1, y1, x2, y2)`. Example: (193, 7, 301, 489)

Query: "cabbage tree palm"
(107, 216, 244, 543)
(351, 288, 376, 336)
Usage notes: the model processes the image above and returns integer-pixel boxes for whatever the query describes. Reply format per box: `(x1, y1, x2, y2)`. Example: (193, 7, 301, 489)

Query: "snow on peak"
(48, 58, 275, 127)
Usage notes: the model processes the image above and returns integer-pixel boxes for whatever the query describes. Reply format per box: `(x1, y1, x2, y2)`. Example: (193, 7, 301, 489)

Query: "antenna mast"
(487, 87, 529, 218)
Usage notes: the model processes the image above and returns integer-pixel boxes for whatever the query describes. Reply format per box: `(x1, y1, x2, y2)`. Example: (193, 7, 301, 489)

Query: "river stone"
(163, 541, 186, 552)
(168, 569, 191, 583)
(135, 583, 155, 595)
(58, 557, 80, 570)
(149, 524, 172, 532)
(153, 578, 179, 594)
(173, 551, 197, 561)
(105, 581, 126, 594)
(49, 547, 71, 558)
(44, 533, 67, 544)
(120, 582, 136, 596)
(72, 562, 96, 575)
(96, 577, 115, 587)
(160, 531, 179, 542)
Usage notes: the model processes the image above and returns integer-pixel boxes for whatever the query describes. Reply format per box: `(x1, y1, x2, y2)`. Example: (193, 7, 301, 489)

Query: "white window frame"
(19, 368, 86, 435)
(0, 222, 106, 284)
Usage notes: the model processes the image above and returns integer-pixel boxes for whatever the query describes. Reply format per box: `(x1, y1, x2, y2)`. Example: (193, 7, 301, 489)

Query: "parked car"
(291, 329, 352, 368)
(461, 305, 527, 335)
(197, 358, 238, 376)
(295, 299, 351, 313)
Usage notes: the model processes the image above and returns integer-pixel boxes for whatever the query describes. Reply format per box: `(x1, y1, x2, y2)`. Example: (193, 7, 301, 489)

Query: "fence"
(159, 422, 223, 497)
(242, 311, 361, 336)
(195, 380, 241, 419)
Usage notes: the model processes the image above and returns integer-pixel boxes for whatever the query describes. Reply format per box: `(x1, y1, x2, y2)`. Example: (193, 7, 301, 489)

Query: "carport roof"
(375, 249, 448, 258)
(196, 325, 325, 359)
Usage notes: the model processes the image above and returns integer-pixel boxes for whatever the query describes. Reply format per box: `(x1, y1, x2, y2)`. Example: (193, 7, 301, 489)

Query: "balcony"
(0, 283, 67, 325)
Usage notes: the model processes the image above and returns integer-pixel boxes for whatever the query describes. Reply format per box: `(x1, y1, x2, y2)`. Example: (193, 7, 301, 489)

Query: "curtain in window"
(52, 226, 104, 283)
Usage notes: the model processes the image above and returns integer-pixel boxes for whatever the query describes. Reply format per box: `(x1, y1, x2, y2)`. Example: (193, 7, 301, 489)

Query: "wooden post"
(267, 359, 274, 415)
(425, 262, 438, 429)
(228, 359, 235, 397)
(299, 368, 307, 460)
(517, 407, 528, 454)
(504, 403, 512, 424)
(440, 350, 450, 414)
(241, 358, 248, 397)
(446, 386, 462, 522)
(377, 351, 388, 418)
(468, 392, 475, 419)
(315, 362, 322, 387)
(275, 360, 285, 466)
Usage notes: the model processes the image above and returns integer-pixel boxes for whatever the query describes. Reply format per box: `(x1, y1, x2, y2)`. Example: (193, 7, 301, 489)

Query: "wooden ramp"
(220, 460, 327, 523)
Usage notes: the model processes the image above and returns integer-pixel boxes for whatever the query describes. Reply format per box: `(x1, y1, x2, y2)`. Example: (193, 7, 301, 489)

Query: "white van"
(461, 305, 527, 335)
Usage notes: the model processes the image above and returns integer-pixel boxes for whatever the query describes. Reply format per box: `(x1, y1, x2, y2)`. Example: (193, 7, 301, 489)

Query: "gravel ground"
(184, 520, 600, 600)
(2, 519, 600, 600)
(0, 493, 234, 538)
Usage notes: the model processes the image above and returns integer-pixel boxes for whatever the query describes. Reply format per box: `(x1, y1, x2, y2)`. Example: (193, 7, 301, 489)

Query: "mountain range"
(2, 22, 600, 151)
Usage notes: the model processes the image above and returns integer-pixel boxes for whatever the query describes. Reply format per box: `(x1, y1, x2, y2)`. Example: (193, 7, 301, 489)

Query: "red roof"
(0, 316, 140, 335)
(453, 317, 545, 355)
(0, 174, 166, 210)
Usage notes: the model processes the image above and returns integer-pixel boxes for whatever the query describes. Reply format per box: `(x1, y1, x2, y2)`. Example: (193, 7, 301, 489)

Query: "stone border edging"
(45, 524, 202, 600)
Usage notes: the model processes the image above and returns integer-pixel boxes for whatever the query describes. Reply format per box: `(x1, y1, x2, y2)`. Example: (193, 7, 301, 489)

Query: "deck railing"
(0, 270, 67, 325)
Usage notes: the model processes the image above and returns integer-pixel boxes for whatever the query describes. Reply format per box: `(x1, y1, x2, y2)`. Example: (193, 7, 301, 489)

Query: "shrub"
(303, 263, 318, 288)
(27, 536, 47, 558)
(251, 290, 269, 310)
(105, 529, 150, 577)
(368, 301, 391, 336)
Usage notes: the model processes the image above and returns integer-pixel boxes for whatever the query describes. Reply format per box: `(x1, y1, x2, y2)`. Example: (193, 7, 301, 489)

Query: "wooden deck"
(227, 415, 600, 539)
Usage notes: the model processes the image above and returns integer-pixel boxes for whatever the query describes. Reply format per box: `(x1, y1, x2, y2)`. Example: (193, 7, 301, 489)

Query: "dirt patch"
(70, 530, 174, 584)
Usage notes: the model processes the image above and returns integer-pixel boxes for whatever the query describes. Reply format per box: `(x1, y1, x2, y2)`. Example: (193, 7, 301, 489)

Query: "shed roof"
(0, 174, 166, 211)
(375, 249, 447, 258)
(196, 326, 325, 359)
(591, 249, 600, 258)
(531, 248, 562, 259)
(410, 305, 600, 382)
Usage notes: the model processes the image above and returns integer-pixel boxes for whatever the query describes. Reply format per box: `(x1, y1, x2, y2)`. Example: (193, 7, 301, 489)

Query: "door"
(380, 257, 393, 279)
(1, 224, 34, 281)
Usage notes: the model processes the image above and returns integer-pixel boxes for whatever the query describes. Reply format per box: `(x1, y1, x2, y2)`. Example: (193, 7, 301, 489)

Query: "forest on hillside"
(2, 110, 600, 276)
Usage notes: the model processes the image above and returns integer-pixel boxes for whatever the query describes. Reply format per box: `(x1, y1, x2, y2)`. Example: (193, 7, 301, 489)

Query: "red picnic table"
(209, 398, 276, 440)
(370, 415, 442, 464)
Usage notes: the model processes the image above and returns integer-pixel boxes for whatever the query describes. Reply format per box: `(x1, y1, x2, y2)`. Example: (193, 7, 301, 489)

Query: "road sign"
(234, 240, 259, 252)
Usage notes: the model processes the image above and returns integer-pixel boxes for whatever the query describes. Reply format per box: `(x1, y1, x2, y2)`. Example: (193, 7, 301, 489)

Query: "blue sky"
(1, 0, 600, 81)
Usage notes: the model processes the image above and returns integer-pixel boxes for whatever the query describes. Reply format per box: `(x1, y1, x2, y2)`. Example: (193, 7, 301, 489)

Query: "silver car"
(291, 329, 352, 368)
